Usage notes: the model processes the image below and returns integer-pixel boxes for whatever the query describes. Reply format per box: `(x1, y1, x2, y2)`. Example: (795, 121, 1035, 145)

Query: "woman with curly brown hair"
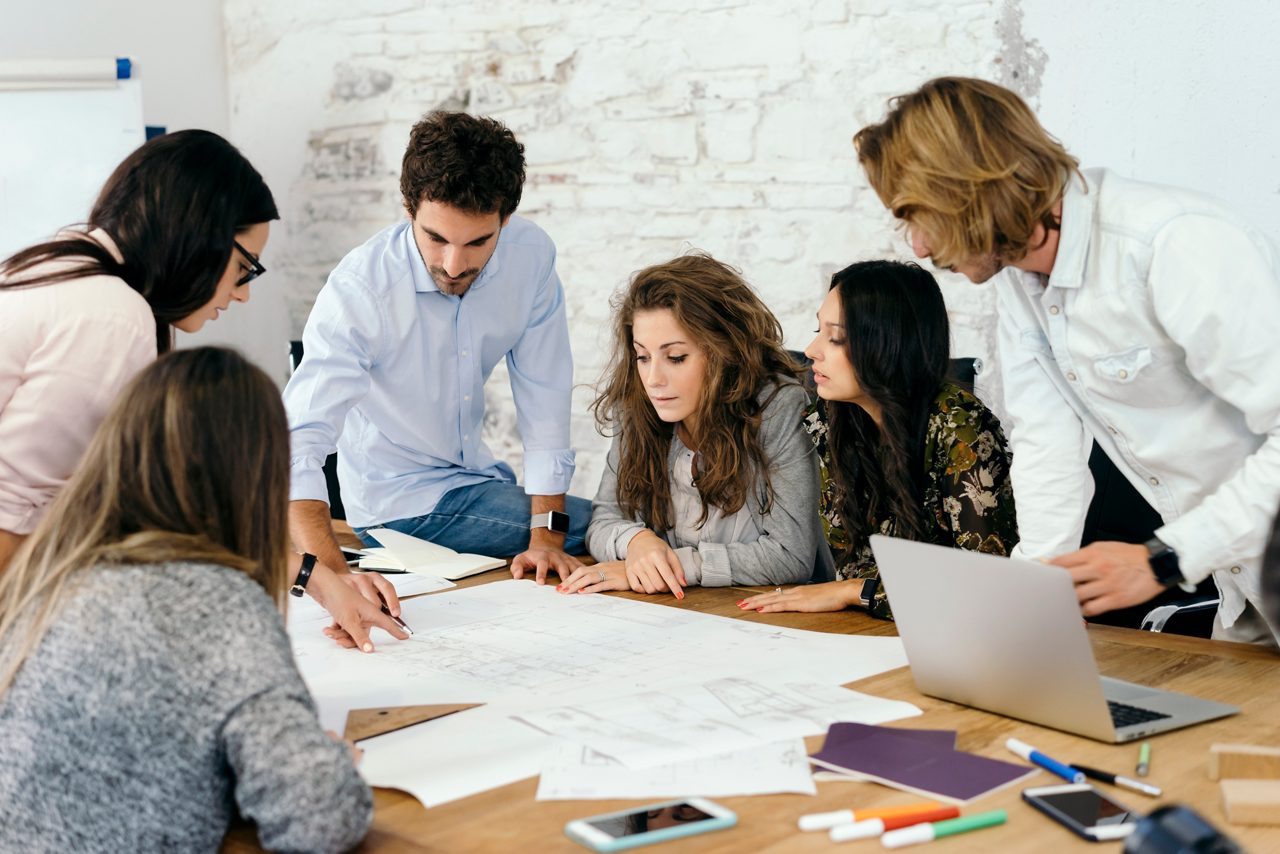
(559, 252, 826, 598)
(741, 260, 1017, 618)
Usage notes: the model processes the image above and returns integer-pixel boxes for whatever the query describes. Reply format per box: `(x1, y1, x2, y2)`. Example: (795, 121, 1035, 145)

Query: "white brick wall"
(225, 0, 1011, 500)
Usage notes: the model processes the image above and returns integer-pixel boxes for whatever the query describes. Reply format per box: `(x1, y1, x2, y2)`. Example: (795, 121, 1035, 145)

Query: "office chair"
(288, 341, 347, 521)
(786, 350, 980, 395)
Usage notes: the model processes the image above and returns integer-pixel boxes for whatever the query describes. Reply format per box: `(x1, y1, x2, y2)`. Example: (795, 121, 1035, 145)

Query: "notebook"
(358, 528, 506, 581)
(809, 723, 1037, 804)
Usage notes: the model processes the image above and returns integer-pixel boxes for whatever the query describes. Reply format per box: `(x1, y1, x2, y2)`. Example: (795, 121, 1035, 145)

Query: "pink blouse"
(0, 230, 155, 534)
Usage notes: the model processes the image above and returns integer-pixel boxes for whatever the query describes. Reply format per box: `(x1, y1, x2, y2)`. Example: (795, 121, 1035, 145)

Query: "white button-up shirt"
(997, 168, 1280, 637)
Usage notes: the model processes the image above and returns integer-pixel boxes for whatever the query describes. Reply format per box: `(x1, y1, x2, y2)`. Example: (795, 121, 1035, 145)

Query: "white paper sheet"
(290, 580, 910, 807)
(535, 738, 816, 801)
(513, 674, 920, 769)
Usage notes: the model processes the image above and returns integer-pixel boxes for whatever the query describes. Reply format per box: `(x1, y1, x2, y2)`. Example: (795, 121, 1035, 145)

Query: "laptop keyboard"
(1108, 700, 1172, 728)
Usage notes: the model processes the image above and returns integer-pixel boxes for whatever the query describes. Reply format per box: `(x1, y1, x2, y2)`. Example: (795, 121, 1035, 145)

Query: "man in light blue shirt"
(285, 112, 589, 588)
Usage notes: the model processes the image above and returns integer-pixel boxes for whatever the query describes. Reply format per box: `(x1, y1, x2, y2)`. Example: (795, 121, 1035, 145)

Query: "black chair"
(288, 341, 347, 521)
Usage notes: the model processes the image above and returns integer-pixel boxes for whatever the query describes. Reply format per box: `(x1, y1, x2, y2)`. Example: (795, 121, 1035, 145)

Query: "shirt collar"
(403, 219, 505, 295)
(1044, 170, 1095, 291)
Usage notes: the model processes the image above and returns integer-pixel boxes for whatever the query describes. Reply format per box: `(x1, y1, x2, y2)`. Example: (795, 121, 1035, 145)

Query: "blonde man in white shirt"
(853, 77, 1280, 646)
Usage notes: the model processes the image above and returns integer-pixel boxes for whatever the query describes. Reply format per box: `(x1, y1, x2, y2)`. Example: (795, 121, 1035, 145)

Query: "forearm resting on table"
(288, 499, 350, 577)
(0, 528, 27, 572)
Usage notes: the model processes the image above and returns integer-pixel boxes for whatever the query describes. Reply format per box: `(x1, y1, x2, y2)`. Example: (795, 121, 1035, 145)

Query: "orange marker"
(829, 806, 961, 842)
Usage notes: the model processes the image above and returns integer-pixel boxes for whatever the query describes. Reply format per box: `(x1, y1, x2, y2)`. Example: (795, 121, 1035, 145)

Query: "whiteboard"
(0, 63, 143, 259)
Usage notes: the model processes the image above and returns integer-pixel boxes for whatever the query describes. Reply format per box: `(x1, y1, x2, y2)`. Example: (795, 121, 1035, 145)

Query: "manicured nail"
(362, 643, 373, 652)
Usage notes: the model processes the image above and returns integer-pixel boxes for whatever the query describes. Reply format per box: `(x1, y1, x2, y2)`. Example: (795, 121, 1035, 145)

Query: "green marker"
(1137, 741, 1152, 777)
(880, 810, 1007, 848)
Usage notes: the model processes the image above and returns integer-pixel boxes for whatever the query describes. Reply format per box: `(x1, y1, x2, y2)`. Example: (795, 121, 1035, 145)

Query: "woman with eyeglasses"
(0, 130, 406, 652)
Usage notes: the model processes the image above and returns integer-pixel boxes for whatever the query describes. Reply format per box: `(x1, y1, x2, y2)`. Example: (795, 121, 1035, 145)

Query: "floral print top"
(805, 383, 1018, 620)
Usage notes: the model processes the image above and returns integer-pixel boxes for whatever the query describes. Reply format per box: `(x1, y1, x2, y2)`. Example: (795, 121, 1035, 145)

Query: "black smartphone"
(1022, 783, 1139, 842)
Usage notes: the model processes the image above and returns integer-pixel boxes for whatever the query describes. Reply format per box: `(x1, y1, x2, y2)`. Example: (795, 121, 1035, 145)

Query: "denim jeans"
(356, 480, 591, 557)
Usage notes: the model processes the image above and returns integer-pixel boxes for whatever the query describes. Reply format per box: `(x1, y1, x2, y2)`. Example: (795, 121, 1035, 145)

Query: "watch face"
(549, 510, 570, 534)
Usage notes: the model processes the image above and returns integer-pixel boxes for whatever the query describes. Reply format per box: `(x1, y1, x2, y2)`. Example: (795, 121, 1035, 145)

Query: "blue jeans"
(356, 480, 592, 557)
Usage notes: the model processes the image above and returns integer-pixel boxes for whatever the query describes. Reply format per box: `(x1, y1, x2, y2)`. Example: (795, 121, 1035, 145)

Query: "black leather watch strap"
(1144, 537, 1184, 588)
(860, 576, 881, 609)
(290, 552, 317, 598)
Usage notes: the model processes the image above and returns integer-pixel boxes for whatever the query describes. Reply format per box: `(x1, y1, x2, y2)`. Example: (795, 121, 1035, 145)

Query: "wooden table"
(226, 568, 1280, 853)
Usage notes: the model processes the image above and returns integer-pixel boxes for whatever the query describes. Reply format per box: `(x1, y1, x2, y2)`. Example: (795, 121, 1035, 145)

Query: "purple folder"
(810, 723, 1038, 804)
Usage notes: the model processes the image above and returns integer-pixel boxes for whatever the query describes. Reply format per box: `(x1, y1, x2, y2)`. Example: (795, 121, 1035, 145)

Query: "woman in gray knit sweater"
(559, 253, 826, 597)
(0, 348, 371, 853)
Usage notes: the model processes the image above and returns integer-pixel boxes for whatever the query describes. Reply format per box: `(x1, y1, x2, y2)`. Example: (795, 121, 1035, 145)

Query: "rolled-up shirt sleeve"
(283, 274, 384, 504)
(507, 245, 575, 496)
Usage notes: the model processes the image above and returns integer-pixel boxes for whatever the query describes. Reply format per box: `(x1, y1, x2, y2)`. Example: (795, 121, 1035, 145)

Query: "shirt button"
(462, 350, 469, 357)
(463, 434, 470, 441)
(464, 395, 471, 401)
(1149, 476, 1160, 486)
(1230, 566, 1243, 575)
(1118, 369, 1129, 379)
(1049, 305, 1060, 315)
(1066, 371, 1077, 381)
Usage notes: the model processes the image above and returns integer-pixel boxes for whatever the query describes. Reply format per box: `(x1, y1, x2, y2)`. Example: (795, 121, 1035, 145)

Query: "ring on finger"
(774, 587, 782, 594)
(598, 569, 606, 581)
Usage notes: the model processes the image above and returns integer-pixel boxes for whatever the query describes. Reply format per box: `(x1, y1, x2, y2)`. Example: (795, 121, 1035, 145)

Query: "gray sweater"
(588, 381, 830, 586)
(0, 562, 372, 853)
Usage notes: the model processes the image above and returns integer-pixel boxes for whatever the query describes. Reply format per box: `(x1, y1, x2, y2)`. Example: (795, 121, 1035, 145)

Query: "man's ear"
(404, 200, 416, 220)
(500, 214, 512, 229)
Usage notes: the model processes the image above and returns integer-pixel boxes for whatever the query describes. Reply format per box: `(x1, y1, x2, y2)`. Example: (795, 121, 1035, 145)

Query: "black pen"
(1071, 763, 1162, 797)
(377, 592, 414, 636)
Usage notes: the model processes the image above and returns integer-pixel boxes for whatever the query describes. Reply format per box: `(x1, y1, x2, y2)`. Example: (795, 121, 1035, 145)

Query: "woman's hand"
(557, 560, 629, 594)
(308, 563, 409, 652)
(623, 530, 686, 598)
(738, 579, 863, 613)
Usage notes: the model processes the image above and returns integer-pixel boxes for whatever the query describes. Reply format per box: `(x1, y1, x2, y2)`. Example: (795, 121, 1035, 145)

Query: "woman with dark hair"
(0, 348, 371, 851)
(742, 260, 1017, 617)
(0, 129, 277, 568)
(559, 253, 824, 597)
(0, 130, 402, 651)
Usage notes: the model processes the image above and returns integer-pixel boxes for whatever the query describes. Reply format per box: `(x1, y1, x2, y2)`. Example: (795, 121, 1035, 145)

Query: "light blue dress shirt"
(283, 215, 575, 529)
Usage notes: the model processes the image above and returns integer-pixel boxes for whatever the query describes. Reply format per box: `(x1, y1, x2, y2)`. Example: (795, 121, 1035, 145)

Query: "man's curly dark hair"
(400, 111, 526, 219)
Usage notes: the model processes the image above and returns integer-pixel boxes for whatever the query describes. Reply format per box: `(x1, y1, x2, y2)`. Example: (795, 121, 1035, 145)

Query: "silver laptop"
(870, 535, 1239, 743)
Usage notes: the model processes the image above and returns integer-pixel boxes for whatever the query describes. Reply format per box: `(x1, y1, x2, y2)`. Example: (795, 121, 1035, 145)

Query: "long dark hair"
(0, 130, 278, 353)
(593, 253, 801, 532)
(825, 260, 950, 556)
(0, 346, 291, 697)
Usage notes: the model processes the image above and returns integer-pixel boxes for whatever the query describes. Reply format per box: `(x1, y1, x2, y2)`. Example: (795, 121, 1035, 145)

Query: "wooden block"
(1221, 779, 1280, 825)
(1209, 743, 1280, 781)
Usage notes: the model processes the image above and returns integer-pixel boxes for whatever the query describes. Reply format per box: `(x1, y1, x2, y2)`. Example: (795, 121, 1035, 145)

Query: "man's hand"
(1050, 541, 1165, 617)
(510, 547, 582, 584)
(308, 563, 409, 652)
(623, 530, 686, 599)
(738, 579, 863, 613)
(557, 560, 628, 594)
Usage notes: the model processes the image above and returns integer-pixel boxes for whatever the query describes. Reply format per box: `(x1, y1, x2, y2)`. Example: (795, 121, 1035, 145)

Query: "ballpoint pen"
(377, 591, 414, 635)
(1137, 742, 1152, 777)
(1071, 763, 1162, 797)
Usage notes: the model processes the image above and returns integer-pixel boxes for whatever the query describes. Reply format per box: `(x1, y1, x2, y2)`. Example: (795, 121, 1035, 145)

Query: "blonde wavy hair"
(0, 347, 290, 698)
(853, 77, 1081, 269)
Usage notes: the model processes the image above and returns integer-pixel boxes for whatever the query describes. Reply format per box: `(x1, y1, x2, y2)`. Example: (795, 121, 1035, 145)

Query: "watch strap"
(860, 576, 881, 610)
(290, 552, 317, 598)
(1144, 537, 1185, 588)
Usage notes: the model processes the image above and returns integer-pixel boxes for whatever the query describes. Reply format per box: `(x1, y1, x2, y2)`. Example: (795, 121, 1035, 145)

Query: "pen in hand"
(376, 591, 413, 636)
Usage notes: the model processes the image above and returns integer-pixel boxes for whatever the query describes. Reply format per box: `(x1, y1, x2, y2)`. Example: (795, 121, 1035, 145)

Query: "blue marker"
(1006, 737, 1085, 783)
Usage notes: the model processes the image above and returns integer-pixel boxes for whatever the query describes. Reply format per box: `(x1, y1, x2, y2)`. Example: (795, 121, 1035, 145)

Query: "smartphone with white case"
(564, 798, 737, 851)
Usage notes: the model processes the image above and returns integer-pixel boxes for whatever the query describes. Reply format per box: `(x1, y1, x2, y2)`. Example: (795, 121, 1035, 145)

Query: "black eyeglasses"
(234, 240, 267, 287)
